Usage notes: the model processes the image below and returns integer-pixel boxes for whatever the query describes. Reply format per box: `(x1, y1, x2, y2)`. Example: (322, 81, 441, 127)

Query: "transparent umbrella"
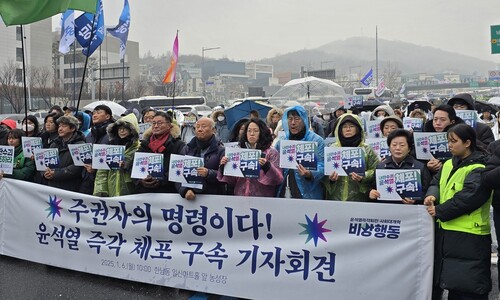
(269, 76, 347, 109)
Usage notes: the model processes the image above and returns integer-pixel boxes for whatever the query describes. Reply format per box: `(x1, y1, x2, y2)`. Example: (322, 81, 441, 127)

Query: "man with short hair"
(179, 117, 225, 200)
(275, 106, 324, 200)
(63, 106, 77, 116)
(80, 105, 114, 194)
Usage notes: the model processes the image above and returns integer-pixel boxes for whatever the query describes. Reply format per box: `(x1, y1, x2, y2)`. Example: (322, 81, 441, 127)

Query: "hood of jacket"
(448, 93, 475, 110)
(266, 107, 283, 124)
(380, 115, 403, 130)
(334, 113, 365, 146)
(370, 105, 395, 120)
(75, 111, 91, 133)
(281, 105, 310, 139)
(107, 113, 140, 142)
(212, 110, 226, 122)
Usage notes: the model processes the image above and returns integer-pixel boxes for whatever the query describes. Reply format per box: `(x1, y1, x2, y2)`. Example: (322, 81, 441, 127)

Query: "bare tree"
(126, 76, 150, 98)
(381, 61, 402, 93)
(0, 60, 25, 113)
(30, 65, 54, 109)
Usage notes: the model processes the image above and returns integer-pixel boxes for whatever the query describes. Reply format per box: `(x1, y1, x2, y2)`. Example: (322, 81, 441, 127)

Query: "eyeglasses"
(117, 127, 129, 131)
(151, 121, 168, 127)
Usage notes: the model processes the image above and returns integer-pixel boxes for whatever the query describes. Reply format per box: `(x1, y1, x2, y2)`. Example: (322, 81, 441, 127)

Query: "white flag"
(58, 10, 75, 54)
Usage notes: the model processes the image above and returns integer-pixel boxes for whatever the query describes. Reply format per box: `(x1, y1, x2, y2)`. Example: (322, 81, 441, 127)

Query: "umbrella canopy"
(270, 76, 347, 109)
(83, 100, 126, 119)
(405, 100, 432, 116)
(224, 100, 273, 130)
(489, 97, 500, 105)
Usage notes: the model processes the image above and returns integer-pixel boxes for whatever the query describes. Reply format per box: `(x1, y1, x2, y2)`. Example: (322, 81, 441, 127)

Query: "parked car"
(175, 105, 212, 117)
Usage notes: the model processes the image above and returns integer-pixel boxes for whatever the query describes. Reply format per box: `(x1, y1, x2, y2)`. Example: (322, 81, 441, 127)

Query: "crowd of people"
(2, 93, 500, 298)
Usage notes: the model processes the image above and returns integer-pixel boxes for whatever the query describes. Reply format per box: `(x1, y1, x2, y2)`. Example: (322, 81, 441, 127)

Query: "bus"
(353, 87, 394, 100)
(126, 96, 207, 110)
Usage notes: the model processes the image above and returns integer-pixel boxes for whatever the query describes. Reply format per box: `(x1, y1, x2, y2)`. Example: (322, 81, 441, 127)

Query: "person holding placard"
(275, 105, 324, 200)
(423, 105, 463, 174)
(80, 105, 114, 195)
(40, 112, 63, 148)
(0, 129, 35, 181)
(424, 124, 492, 300)
(218, 118, 283, 197)
(136, 111, 185, 194)
(368, 129, 431, 204)
(93, 114, 140, 197)
(322, 113, 378, 201)
(179, 117, 225, 201)
(42, 116, 86, 192)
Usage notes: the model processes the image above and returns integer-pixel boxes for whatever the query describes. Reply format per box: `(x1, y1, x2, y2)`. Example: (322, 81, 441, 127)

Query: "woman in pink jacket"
(218, 118, 283, 197)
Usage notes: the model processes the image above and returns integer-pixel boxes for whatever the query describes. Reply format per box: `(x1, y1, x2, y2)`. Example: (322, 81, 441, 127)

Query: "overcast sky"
(54, 0, 500, 64)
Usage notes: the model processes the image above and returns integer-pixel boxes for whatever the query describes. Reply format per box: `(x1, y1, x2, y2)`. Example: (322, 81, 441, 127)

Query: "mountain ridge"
(255, 37, 495, 76)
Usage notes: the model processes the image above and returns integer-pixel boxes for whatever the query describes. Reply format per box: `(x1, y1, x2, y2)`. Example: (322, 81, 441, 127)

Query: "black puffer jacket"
(45, 131, 86, 192)
(178, 135, 226, 198)
(427, 150, 492, 296)
(483, 140, 500, 210)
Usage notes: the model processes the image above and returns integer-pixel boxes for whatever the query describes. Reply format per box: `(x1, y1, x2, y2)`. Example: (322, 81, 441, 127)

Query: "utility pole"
(201, 46, 221, 98)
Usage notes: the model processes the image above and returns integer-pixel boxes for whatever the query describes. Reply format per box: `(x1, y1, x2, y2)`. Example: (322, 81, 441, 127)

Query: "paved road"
(0, 255, 190, 300)
(0, 254, 498, 299)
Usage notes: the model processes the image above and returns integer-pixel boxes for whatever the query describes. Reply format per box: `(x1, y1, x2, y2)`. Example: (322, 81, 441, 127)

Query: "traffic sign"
(490, 70, 500, 81)
(491, 25, 500, 54)
(469, 82, 479, 88)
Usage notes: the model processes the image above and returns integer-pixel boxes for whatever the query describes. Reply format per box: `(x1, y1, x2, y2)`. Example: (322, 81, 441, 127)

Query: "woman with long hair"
(218, 118, 283, 197)
(424, 124, 492, 299)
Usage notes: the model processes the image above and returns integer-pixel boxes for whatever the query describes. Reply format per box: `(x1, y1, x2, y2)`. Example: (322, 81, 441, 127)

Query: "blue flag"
(74, 0, 104, 56)
(360, 68, 373, 87)
(107, 0, 130, 60)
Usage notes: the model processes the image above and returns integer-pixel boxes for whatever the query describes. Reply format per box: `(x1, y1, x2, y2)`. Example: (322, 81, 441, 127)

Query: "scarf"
(90, 121, 111, 143)
(289, 126, 306, 140)
(338, 132, 362, 147)
(148, 132, 170, 153)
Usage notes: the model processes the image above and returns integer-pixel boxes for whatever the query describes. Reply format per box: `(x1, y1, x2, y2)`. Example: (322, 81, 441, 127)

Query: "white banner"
(0, 180, 434, 300)
(92, 145, 125, 170)
(224, 147, 261, 178)
(0, 146, 14, 175)
(279, 140, 318, 170)
(365, 120, 382, 139)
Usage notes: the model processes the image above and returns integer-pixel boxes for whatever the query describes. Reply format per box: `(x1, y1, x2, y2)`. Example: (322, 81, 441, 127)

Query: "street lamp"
(201, 46, 221, 97)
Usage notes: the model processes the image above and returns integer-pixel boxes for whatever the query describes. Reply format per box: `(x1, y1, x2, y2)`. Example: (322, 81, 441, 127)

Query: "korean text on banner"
(0, 179, 433, 300)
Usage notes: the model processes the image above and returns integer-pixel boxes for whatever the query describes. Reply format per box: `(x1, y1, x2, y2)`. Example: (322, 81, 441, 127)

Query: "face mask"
(376, 116, 385, 121)
(323, 115, 330, 121)
(217, 116, 225, 122)
(25, 124, 34, 131)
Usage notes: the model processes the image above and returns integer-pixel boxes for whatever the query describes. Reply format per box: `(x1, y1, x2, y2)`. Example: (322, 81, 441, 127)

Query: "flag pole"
(76, 14, 98, 114)
(99, 41, 102, 100)
(172, 30, 179, 110)
(73, 41, 76, 106)
(122, 58, 125, 101)
(20, 25, 28, 132)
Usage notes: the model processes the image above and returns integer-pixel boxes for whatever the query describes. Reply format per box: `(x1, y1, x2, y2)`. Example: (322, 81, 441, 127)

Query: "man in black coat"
(447, 93, 494, 148)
